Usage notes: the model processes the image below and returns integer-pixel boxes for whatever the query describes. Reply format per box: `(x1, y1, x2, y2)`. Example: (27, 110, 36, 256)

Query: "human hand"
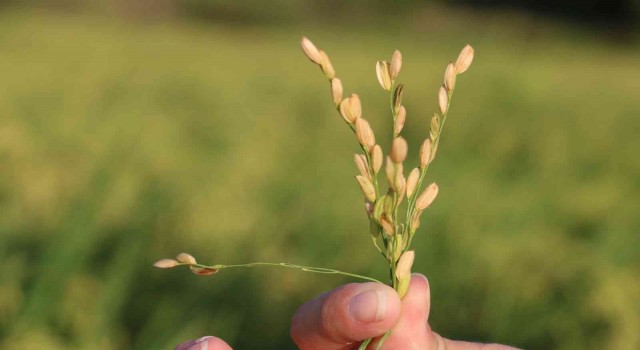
(290, 274, 519, 349)
(176, 274, 520, 350)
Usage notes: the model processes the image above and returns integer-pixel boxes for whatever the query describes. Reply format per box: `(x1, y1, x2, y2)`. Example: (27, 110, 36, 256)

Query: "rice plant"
(155, 37, 474, 349)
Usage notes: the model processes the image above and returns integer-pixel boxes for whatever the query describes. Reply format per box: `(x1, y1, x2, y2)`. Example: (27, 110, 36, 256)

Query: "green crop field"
(0, 6, 639, 350)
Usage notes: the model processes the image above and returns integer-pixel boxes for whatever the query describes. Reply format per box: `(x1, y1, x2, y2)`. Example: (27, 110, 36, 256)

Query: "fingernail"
(348, 289, 387, 323)
(195, 336, 213, 343)
(412, 273, 429, 301)
(191, 336, 213, 350)
(412, 273, 428, 283)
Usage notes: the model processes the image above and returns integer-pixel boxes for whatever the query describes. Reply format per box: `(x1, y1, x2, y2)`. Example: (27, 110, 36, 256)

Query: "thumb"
(175, 336, 233, 350)
(375, 274, 433, 349)
(290, 282, 402, 350)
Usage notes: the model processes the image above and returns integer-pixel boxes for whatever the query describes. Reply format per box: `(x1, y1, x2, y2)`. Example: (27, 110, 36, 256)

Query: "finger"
(441, 335, 522, 350)
(176, 336, 233, 350)
(175, 339, 196, 350)
(374, 276, 520, 350)
(290, 282, 402, 350)
(374, 274, 433, 349)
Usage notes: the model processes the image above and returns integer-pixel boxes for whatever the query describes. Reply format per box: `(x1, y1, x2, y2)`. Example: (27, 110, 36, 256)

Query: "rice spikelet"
(406, 168, 420, 197)
(390, 50, 402, 79)
(444, 62, 456, 91)
(356, 175, 377, 202)
(419, 139, 432, 168)
(391, 137, 408, 163)
(176, 253, 197, 265)
(354, 154, 370, 179)
(355, 118, 375, 150)
(395, 106, 406, 136)
(300, 37, 322, 64)
(415, 183, 439, 210)
(376, 61, 392, 91)
(455, 44, 474, 74)
(331, 78, 343, 105)
(154, 259, 179, 269)
(318, 50, 335, 79)
(438, 85, 448, 115)
(371, 145, 383, 174)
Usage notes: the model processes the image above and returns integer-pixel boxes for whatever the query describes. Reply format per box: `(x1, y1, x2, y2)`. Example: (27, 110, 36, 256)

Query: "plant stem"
(403, 89, 455, 250)
(359, 338, 373, 350)
(186, 262, 383, 284)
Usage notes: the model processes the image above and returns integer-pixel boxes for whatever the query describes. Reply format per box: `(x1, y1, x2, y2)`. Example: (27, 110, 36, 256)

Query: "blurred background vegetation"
(1, 1, 639, 349)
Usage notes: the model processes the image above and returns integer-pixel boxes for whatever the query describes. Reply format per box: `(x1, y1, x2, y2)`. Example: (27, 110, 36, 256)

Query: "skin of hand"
(176, 274, 520, 350)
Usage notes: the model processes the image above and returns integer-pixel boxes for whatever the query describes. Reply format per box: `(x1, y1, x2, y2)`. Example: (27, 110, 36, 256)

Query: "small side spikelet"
(190, 266, 219, 276)
(176, 253, 197, 265)
(154, 259, 178, 269)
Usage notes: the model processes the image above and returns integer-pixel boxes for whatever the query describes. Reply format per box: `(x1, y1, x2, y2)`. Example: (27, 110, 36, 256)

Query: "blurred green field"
(1, 6, 639, 350)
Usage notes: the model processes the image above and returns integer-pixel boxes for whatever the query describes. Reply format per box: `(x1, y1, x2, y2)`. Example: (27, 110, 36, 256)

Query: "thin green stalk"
(363, 148, 380, 198)
(389, 83, 397, 136)
(360, 328, 392, 350)
(362, 82, 402, 350)
(359, 338, 373, 350)
(370, 227, 386, 257)
(390, 262, 397, 289)
(403, 90, 455, 250)
(388, 82, 400, 224)
(376, 330, 392, 350)
(186, 262, 382, 284)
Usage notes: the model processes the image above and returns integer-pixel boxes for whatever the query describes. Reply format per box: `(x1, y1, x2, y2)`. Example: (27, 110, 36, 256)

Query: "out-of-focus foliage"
(2, 0, 640, 30)
(0, 4, 639, 350)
